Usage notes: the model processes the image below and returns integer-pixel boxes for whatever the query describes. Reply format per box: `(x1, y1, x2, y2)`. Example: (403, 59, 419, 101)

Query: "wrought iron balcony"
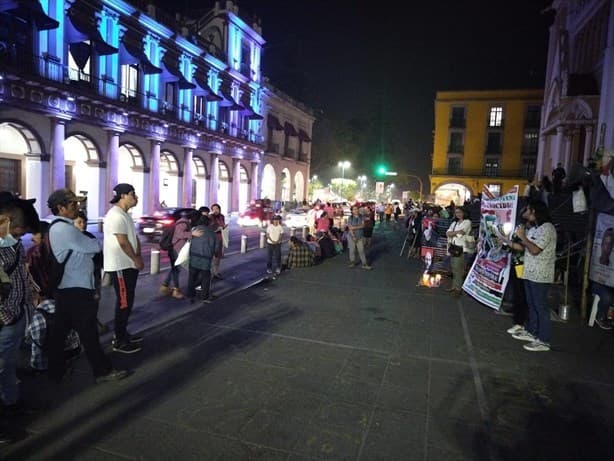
(432, 168, 526, 177)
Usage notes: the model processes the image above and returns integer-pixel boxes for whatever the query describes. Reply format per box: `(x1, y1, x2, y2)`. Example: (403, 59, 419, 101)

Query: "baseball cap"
(110, 183, 135, 204)
(47, 188, 85, 210)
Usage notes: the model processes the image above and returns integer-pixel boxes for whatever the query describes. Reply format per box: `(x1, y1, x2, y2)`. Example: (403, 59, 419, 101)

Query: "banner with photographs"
(589, 212, 614, 287)
(420, 217, 453, 272)
(463, 185, 519, 310)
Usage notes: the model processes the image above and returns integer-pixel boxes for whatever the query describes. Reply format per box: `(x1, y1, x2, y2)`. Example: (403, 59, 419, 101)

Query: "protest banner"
(589, 212, 614, 287)
(463, 185, 519, 310)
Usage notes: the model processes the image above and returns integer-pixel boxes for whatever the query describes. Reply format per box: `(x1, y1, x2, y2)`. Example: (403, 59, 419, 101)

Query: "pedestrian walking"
(209, 203, 227, 279)
(346, 205, 372, 270)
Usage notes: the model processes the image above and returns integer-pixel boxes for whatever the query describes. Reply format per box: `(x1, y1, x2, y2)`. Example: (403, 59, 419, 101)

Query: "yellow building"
(430, 89, 544, 205)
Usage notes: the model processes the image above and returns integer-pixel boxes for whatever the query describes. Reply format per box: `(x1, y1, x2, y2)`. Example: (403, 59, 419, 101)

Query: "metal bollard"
(260, 231, 266, 248)
(241, 234, 247, 253)
(150, 249, 160, 274)
(302, 226, 308, 240)
(98, 218, 103, 233)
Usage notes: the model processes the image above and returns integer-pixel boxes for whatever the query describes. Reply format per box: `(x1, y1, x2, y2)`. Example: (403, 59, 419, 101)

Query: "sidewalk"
(4, 224, 614, 460)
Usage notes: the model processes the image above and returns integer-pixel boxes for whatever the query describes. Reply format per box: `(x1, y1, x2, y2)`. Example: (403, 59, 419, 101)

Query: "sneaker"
(274, 270, 281, 276)
(266, 269, 273, 274)
(512, 329, 536, 342)
(172, 288, 184, 300)
(595, 318, 612, 331)
(95, 369, 131, 383)
(361, 265, 373, 270)
(348, 262, 358, 268)
(523, 340, 551, 352)
(159, 284, 171, 295)
(506, 324, 524, 335)
(112, 334, 143, 346)
(112, 342, 142, 354)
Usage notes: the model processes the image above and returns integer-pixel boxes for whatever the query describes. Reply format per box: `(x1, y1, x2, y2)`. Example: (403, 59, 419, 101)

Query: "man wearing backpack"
(159, 211, 193, 299)
(47, 188, 129, 384)
(103, 183, 143, 354)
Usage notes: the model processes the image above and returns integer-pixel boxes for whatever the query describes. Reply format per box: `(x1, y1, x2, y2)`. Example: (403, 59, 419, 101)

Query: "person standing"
(209, 203, 227, 279)
(445, 207, 474, 297)
(266, 215, 284, 275)
(188, 215, 219, 304)
(46, 189, 129, 382)
(552, 162, 566, 195)
(505, 201, 557, 352)
(103, 184, 143, 354)
(159, 211, 193, 299)
(347, 205, 372, 270)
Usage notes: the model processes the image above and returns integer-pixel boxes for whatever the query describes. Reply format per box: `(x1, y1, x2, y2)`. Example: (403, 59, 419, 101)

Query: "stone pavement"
(3, 224, 614, 460)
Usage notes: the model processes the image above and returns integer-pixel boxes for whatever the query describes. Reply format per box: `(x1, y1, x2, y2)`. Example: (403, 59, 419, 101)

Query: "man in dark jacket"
(188, 215, 220, 304)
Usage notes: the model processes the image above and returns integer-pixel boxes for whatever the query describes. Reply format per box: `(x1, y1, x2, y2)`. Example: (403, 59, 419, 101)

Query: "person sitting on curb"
(286, 236, 314, 269)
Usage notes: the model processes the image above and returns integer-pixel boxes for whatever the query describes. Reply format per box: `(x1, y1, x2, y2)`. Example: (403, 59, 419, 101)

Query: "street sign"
(376, 182, 384, 194)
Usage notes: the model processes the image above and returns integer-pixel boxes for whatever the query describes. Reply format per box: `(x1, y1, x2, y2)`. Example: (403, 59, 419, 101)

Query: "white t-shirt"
(447, 219, 473, 253)
(103, 205, 138, 271)
(266, 223, 283, 244)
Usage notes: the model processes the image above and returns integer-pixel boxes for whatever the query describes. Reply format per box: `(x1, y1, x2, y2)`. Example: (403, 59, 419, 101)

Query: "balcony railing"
(432, 168, 526, 177)
(449, 118, 466, 128)
(447, 144, 464, 154)
(0, 52, 264, 145)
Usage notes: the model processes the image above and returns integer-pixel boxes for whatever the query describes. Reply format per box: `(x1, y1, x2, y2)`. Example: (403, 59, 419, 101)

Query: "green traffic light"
(377, 165, 387, 175)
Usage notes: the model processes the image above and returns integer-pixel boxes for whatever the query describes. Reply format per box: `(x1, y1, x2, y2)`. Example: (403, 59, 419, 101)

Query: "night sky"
(158, 0, 554, 191)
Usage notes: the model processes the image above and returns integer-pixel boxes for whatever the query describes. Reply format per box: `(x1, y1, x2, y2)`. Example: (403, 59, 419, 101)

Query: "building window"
(450, 106, 466, 128)
(525, 105, 540, 128)
(120, 64, 138, 100)
(484, 158, 499, 176)
(486, 184, 501, 196)
(163, 82, 176, 112)
(521, 157, 537, 179)
(489, 106, 503, 127)
(522, 130, 539, 155)
(67, 41, 91, 83)
(448, 157, 462, 175)
(448, 132, 464, 153)
(193, 95, 205, 121)
(486, 131, 502, 154)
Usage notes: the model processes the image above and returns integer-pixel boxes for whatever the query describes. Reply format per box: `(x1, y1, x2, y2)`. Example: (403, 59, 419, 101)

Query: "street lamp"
(337, 161, 350, 197)
(357, 175, 367, 198)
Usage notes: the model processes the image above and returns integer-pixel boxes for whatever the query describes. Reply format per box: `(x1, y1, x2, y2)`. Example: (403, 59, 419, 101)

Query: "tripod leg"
(407, 232, 418, 259)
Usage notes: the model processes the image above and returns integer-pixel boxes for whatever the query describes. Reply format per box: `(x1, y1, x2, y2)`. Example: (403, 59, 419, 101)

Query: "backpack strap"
(49, 219, 74, 265)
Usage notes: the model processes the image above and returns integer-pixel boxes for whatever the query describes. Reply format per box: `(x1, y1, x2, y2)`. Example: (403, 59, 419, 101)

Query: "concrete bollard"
(150, 249, 160, 274)
(302, 226, 308, 240)
(260, 231, 266, 248)
(98, 218, 103, 233)
(241, 234, 247, 253)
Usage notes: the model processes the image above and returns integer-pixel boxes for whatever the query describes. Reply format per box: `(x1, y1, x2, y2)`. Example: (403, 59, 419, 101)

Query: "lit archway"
(192, 155, 208, 207)
(434, 182, 472, 206)
(261, 163, 276, 199)
(118, 143, 146, 218)
(281, 167, 291, 202)
(0, 121, 44, 213)
(293, 171, 305, 202)
(64, 134, 102, 218)
(160, 150, 180, 207)
(239, 164, 249, 210)
(217, 160, 230, 213)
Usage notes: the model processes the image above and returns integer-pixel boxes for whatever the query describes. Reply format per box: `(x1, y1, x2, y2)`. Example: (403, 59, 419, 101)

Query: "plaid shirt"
(26, 299, 80, 370)
(0, 241, 33, 325)
(286, 243, 314, 269)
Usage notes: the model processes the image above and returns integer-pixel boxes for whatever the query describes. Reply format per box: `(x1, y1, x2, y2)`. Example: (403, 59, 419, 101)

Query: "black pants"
(48, 288, 111, 380)
(509, 266, 529, 326)
(110, 268, 139, 343)
(188, 266, 211, 300)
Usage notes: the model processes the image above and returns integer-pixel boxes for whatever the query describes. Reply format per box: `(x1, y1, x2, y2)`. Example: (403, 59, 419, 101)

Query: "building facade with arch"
(536, 0, 614, 177)
(0, 0, 312, 218)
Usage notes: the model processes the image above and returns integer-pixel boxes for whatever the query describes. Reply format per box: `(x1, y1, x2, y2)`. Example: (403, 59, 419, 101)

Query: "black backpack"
(159, 223, 176, 251)
(44, 219, 73, 296)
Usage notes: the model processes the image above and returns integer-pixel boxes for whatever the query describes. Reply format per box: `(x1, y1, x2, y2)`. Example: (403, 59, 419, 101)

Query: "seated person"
(305, 234, 322, 261)
(318, 232, 335, 259)
(286, 236, 315, 269)
(591, 281, 614, 330)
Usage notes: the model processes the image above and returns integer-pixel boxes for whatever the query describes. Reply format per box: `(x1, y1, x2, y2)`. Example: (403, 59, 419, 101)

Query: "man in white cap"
(103, 183, 143, 354)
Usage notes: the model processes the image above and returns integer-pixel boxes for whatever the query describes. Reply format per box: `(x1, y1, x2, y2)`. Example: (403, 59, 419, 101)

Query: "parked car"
(137, 207, 196, 241)
(237, 199, 274, 227)
(284, 209, 311, 229)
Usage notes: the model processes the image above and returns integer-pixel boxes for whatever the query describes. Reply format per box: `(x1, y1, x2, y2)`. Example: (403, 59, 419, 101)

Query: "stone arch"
(119, 143, 146, 218)
(63, 132, 103, 218)
(261, 163, 276, 200)
(238, 163, 250, 210)
(433, 181, 473, 206)
(293, 170, 305, 202)
(160, 150, 180, 207)
(564, 97, 593, 121)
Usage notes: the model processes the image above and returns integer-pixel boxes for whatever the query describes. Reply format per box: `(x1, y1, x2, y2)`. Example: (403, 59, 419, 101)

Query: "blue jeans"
(0, 313, 25, 405)
(163, 249, 180, 288)
(591, 282, 614, 319)
(524, 280, 551, 343)
(267, 243, 281, 272)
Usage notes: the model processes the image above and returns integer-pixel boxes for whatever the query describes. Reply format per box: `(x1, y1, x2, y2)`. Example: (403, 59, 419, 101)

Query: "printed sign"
(589, 212, 614, 287)
(463, 185, 519, 310)
(375, 182, 385, 195)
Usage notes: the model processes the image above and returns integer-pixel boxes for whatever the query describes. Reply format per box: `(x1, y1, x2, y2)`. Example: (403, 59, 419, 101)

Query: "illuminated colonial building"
(537, 0, 614, 176)
(0, 0, 313, 218)
(430, 89, 544, 204)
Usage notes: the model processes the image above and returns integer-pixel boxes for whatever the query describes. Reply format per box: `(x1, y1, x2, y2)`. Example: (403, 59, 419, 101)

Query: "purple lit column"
(50, 117, 67, 191)
(231, 158, 241, 212)
(209, 153, 219, 205)
(553, 126, 564, 171)
(149, 140, 161, 213)
(583, 127, 593, 165)
(105, 130, 120, 203)
(250, 161, 260, 200)
(183, 147, 194, 207)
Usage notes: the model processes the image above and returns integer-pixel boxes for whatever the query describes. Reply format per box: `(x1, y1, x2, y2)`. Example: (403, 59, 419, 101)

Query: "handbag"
(448, 243, 463, 257)
(174, 241, 191, 268)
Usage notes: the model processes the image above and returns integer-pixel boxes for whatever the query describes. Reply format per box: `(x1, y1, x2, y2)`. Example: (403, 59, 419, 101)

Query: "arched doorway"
(192, 155, 208, 207)
(239, 164, 249, 210)
(118, 143, 146, 218)
(63, 134, 102, 218)
(160, 150, 180, 207)
(217, 160, 230, 213)
(261, 163, 276, 199)
(434, 183, 472, 206)
(281, 168, 291, 202)
(293, 171, 305, 202)
(0, 122, 44, 214)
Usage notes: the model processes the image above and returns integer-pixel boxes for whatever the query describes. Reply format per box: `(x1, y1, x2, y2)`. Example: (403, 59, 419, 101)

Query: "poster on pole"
(462, 185, 519, 310)
(375, 182, 384, 195)
(589, 212, 614, 288)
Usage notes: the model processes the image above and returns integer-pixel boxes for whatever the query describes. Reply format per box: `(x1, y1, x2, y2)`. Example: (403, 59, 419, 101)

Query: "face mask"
(0, 219, 18, 248)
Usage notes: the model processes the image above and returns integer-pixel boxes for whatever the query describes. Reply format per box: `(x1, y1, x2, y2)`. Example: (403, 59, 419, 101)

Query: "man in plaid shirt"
(286, 236, 314, 269)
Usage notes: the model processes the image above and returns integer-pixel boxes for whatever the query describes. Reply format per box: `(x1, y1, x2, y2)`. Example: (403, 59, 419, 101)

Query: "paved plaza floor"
(3, 223, 614, 460)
